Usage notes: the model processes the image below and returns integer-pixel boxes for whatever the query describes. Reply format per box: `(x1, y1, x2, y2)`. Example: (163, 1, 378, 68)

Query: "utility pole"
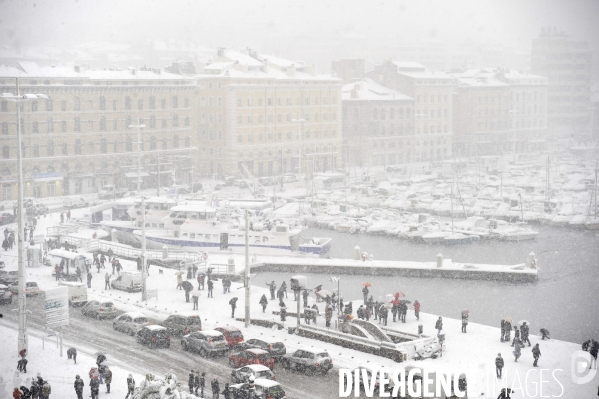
(244, 209, 250, 328)
(141, 195, 147, 301)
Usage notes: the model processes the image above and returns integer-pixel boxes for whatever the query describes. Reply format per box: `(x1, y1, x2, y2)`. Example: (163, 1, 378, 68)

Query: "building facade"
(531, 28, 592, 140)
(341, 78, 414, 168)
(0, 62, 196, 200)
(194, 49, 343, 178)
(368, 61, 453, 162)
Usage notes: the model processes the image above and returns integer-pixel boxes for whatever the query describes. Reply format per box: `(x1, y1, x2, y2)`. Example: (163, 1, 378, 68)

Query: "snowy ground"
(1, 210, 598, 398)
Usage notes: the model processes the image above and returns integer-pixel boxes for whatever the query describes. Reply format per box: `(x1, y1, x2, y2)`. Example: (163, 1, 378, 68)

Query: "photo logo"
(570, 350, 596, 385)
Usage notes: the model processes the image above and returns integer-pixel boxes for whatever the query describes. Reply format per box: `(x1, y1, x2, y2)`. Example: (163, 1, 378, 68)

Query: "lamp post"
(509, 109, 518, 161)
(1, 80, 49, 353)
(128, 119, 147, 300)
(291, 117, 305, 176)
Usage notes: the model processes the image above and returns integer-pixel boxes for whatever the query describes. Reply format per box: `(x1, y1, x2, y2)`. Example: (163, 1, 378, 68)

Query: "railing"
(46, 225, 79, 236)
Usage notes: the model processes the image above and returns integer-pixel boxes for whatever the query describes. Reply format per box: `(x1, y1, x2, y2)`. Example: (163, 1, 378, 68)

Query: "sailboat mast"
(451, 176, 454, 233)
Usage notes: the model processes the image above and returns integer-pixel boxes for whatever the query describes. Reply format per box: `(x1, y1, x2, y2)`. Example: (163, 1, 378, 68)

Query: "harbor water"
(253, 225, 599, 344)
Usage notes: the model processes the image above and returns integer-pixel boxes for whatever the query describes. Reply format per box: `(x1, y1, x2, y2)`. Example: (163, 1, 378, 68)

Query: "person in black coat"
(511, 326, 520, 347)
(302, 289, 309, 308)
(495, 353, 504, 379)
(259, 294, 268, 312)
(125, 374, 135, 399)
(188, 370, 195, 393)
(521, 322, 531, 346)
(391, 303, 399, 322)
(207, 279, 214, 298)
(19, 386, 31, 399)
(281, 281, 288, 298)
(67, 347, 77, 364)
(504, 320, 512, 342)
(194, 371, 200, 395)
(211, 377, 220, 399)
(74, 375, 84, 399)
(222, 382, 232, 399)
(435, 317, 443, 334)
(29, 379, 39, 399)
(532, 343, 541, 367)
(229, 297, 238, 318)
(90, 376, 100, 399)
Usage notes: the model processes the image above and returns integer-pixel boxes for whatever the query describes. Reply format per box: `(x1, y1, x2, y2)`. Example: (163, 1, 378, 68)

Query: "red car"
(214, 326, 244, 348)
(228, 348, 274, 370)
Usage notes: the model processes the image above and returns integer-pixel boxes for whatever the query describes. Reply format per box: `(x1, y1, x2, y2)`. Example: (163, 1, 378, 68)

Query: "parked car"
(63, 197, 90, 209)
(280, 347, 333, 375)
(214, 326, 245, 348)
(160, 313, 202, 337)
(81, 300, 117, 320)
(229, 379, 286, 399)
(113, 312, 150, 336)
(9, 281, 40, 297)
(0, 270, 18, 285)
(111, 271, 142, 292)
(0, 284, 13, 305)
(231, 364, 275, 384)
(181, 330, 228, 357)
(229, 348, 274, 370)
(282, 174, 298, 183)
(0, 213, 16, 226)
(242, 339, 286, 359)
(136, 325, 170, 349)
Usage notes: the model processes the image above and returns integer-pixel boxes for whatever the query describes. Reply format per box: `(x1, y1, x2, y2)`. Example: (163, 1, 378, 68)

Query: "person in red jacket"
(13, 388, 22, 399)
(414, 300, 421, 320)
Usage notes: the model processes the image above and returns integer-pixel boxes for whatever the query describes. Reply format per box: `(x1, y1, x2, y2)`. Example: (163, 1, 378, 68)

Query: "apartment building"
(194, 48, 343, 177)
(0, 62, 196, 200)
(369, 61, 453, 162)
(341, 78, 415, 168)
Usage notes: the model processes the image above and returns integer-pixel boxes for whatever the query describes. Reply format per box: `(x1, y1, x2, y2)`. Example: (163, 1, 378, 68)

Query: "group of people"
(12, 373, 51, 399)
(2, 227, 16, 251)
(59, 210, 71, 224)
(188, 371, 231, 399)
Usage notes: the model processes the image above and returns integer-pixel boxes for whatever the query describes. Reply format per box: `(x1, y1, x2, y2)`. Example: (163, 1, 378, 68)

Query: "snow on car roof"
(245, 348, 269, 355)
(214, 325, 240, 332)
(299, 346, 328, 354)
(121, 312, 146, 319)
(254, 378, 281, 388)
(145, 325, 167, 331)
(201, 329, 225, 337)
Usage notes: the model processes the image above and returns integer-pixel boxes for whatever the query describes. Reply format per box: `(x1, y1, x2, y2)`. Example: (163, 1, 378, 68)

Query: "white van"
(111, 271, 142, 292)
(58, 281, 88, 306)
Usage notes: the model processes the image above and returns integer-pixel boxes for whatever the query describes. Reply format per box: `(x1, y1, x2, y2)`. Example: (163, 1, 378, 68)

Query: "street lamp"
(509, 109, 518, 161)
(128, 119, 147, 301)
(291, 117, 305, 175)
(1, 80, 49, 354)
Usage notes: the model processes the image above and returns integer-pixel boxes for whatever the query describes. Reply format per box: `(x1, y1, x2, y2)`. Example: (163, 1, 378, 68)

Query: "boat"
(444, 232, 480, 245)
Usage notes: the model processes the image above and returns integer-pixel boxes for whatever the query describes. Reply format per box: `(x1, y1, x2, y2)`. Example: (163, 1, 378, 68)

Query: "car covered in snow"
(241, 339, 286, 359)
(280, 347, 333, 375)
(9, 281, 40, 297)
(228, 348, 274, 370)
(213, 325, 244, 348)
(63, 197, 91, 209)
(136, 325, 170, 349)
(229, 378, 286, 399)
(230, 364, 275, 384)
(160, 313, 202, 337)
(81, 300, 117, 319)
(113, 312, 150, 335)
(0, 270, 19, 285)
(181, 329, 228, 357)
(0, 284, 13, 305)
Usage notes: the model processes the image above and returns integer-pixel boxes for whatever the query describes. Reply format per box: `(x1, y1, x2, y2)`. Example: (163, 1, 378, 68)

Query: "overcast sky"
(1, 0, 598, 58)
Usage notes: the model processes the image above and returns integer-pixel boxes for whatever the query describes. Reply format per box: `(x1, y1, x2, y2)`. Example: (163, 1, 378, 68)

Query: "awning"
(124, 172, 150, 178)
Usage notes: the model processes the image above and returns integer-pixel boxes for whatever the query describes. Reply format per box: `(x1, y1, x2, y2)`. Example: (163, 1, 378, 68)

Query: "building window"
(60, 121, 66, 133)
(33, 144, 39, 157)
(173, 135, 179, 148)
(150, 115, 156, 129)
(126, 115, 132, 128)
(373, 108, 378, 119)
(113, 119, 118, 131)
(47, 140, 54, 156)
(149, 96, 155, 109)
(184, 98, 190, 108)
(161, 99, 166, 109)
(185, 136, 190, 147)
(33, 121, 39, 134)
(138, 99, 143, 110)
(99, 96, 106, 110)
(32, 101, 38, 112)
(75, 140, 81, 155)
(1, 101, 7, 112)
(100, 116, 106, 131)
(162, 119, 167, 129)
(126, 136, 132, 152)
(172, 96, 179, 108)
(112, 100, 117, 111)
(1, 122, 7, 135)
(173, 114, 179, 128)
(61, 143, 67, 155)
(150, 136, 156, 150)
(74, 97, 80, 111)
(2, 146, 9, 159)
(125, 96, 131, 110)
(162, 138, 167, 150)
(184, 116, 190, 127)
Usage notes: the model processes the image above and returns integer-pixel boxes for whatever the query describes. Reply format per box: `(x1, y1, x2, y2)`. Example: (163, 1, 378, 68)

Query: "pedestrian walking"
(281, 281, 288, 298)
(115, 260, 122, 275)
(222, 382, 232, 399)
(186, 266, 192, 280)
(60, 213, 64, 224)
(500, 320, 506, 342)
(540, 328, 550, 340)
(462, 312, 468, 333)
(277, 286, 285, 302)
(391, 302, 398, 322)
(192, 294, 198, 310)
(104, 367, 112, 393)
(513, 339, 523, 362)
(521, 322, 531, 346)
(67, 348, 77, 364)
(435, 317, 443, 334)
(40, 381, 51, 399)
(259, 294, 268, 312)
(89, 376, 99, 399)
(13, 388, 21, 399)
(73, 375, 84, 399)
(211, 377, 220, 399)
(325, 303, 333, 327)
(199, 274, 205, 290)
(495, 353, 504, 379)
(19, 386, 30, 399)
(199, 372, 205, 398)
(86, 272, 92, 288)
(302, 289, 309, 308)
(125, 374, 135, 399)
(54, 265, 60, 281)
(17, 357, 28, 373)
(192, 263, 198, 279)
(66, 209, 71, 222)
(362, 285, 369, 304)
(365, 305, 371, 321)
(177, 272, 183, 290)
(207, 279, 214, 298)
(511, 326, 520, 347)
(29, 379, 39, 399)
(196, 273, 202, 290)
(504, 320, 512, 342)
(104, 272, 110, 290)
(414, 300, 420, 320)
(357, 305, 365, 320)
(267, 281, 276, 300)
(379, 305, 388, 326)
(280, 306, 287, 322)
(229, 297, 238, 318)
(188, 370, 195, 393)
(532, 343, 541, 367)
